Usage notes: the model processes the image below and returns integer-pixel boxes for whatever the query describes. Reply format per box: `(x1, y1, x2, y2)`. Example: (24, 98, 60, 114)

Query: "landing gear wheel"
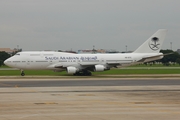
(21, 71, 25, 76)
(83, 70, 92, 76)
(73, 72, 80, 76)
(88, 72, 92, 76)
(73, 71, 92, 76)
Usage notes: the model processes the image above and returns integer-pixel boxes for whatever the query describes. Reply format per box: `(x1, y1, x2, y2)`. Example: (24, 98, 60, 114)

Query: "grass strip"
(1, 69, 180, 76)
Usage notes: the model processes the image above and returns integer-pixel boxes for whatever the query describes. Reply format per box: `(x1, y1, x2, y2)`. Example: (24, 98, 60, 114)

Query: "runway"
(0, 78, 180, 120)
(0, 79, 180, 88)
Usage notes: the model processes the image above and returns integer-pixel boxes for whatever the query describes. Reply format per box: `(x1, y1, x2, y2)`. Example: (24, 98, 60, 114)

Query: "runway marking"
(131, 102, 153, 104)
(128, 102, 180, 115)
(98, 101, 180, 115)
(34, 102, 58, 105)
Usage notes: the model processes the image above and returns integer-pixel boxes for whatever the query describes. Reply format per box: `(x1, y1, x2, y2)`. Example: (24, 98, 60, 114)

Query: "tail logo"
(149, 37, 160, 51)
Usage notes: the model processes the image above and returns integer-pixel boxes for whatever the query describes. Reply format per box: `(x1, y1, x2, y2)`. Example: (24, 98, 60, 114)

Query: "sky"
(0, 0, 180, 52)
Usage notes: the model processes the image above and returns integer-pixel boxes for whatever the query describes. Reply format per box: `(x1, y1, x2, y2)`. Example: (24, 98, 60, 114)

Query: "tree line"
(158, 50, 180, 65)
(0, 49, 180, 67)
(0, 52, 10, 67)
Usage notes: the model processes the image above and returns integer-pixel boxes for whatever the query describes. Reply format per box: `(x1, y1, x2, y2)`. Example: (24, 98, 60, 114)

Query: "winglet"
(133, 29, 167, 53)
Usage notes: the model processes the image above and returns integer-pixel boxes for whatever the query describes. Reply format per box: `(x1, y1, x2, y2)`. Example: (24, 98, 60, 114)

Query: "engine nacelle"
(94, 65, 105, 72)
(67, 66, 79, 74)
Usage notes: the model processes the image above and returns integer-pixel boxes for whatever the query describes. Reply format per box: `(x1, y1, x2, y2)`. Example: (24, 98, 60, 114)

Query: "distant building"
(0, 48, 19, 55)
(64, 50, 77, 54)
(78, 49, 119, 54)
(78, 49, 93, 54)
(105, 49, 119, 53)
(58, 50, 77, 54)
(121, 51, 133, 53)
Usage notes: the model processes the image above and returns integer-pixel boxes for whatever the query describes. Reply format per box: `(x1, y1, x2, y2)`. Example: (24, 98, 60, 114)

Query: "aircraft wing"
(54, 65, 63, 68)
(47, 63, 64, 69)
(80, 62, 100, 66)
(80, 60, 124, 67)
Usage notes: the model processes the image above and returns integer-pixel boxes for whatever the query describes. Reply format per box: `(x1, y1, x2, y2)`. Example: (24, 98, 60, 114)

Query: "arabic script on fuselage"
(45, 56, 98, 61)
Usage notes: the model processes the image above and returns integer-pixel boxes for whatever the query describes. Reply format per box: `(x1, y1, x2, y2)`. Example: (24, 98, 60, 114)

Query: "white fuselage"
(4, 51, 162, 71)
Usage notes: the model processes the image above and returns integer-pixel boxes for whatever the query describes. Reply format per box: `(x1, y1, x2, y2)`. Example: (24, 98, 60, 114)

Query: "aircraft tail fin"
(133, 29, 167, 53)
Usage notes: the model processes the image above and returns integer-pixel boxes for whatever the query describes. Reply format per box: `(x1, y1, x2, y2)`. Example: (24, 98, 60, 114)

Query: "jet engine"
(67, 66, 79, 74)
(94, 65, 105, 72)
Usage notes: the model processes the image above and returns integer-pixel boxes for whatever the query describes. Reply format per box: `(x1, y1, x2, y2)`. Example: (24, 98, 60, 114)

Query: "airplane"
(4, 29, 167, 76)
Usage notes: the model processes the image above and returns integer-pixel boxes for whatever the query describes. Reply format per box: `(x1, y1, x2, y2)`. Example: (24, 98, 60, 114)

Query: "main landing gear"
(73, 70, 92, 76)
(21, 70, 25, 76)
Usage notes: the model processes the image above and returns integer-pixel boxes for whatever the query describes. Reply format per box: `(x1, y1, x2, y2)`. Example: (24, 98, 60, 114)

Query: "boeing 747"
(4, 29, 167, 76)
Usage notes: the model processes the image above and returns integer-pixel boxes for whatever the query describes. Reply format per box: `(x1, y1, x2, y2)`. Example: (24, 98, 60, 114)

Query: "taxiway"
(0, 78, 180, 120)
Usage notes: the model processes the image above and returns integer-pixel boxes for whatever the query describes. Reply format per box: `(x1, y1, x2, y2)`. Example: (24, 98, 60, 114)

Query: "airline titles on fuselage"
(45, 56, 98, 61)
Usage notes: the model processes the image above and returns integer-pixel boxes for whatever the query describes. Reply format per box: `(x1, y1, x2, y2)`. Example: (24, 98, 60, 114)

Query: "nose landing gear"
(21, 70, 25, 76)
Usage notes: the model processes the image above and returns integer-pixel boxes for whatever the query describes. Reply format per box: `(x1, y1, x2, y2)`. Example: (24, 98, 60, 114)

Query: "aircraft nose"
(4, 59, 8, 66)
(4, 58, 11, 66)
